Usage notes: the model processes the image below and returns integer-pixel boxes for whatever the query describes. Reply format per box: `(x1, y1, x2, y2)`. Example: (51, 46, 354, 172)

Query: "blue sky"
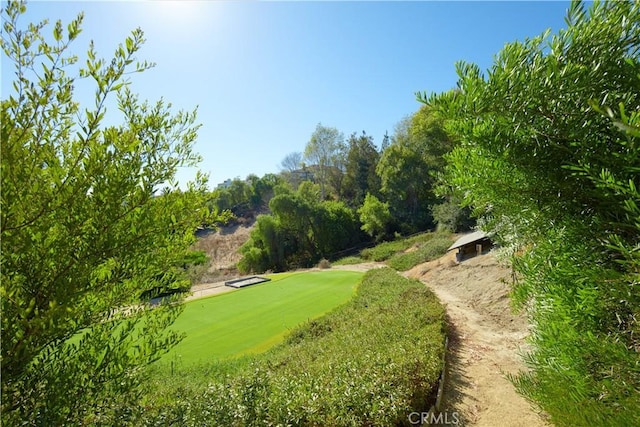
(2, 1, 571, 188)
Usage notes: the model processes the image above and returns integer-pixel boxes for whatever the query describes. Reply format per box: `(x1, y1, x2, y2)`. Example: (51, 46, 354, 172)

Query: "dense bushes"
(238, 192, 366, 273)
(1, 5, 215, 423)
(144, 268, 446, 426)
(360, 231, 451, 264)
(426, 1, 640, 425)
(509, 226, 640, 426)
(386, 235, 453, 271)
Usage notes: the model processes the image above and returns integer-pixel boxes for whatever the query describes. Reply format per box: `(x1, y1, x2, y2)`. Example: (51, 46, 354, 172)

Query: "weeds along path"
(404, 251, 550, 427)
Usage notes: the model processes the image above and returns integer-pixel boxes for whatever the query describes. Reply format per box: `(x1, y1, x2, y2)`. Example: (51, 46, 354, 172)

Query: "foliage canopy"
(424, 1, 640, 424)
(376, 106, 455, 233)
(1, 2, 217, 424)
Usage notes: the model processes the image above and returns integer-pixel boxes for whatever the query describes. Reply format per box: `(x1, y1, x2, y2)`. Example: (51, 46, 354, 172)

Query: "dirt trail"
(192, 224, 549, 425)
(405, 251, 549, 427)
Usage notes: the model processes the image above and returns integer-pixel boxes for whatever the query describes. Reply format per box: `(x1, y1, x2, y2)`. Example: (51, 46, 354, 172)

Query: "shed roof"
(447, 231, 490, 251)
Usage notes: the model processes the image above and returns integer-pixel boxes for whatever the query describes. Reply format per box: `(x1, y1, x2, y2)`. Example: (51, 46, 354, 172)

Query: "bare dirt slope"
(193, 222, 253, 270)
(191, 221, 255, 290)
(405, 251, 550, 427)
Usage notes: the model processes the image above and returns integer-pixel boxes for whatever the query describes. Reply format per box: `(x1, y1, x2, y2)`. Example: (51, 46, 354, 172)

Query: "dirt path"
(187, 240, 548, 426)
(186, 281, 235, 301)
(405, 251, 549, 427)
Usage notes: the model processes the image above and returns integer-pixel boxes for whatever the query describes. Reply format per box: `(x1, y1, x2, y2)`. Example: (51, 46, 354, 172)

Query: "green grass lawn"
(157, 270, 362, 365)
(144, 268, 447, 425)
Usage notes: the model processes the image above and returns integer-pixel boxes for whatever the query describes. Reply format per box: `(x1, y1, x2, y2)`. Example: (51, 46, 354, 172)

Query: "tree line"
(216, 111, 470, 272)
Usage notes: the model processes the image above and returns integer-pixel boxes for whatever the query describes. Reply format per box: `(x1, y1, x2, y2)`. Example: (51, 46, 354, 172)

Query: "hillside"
(191, 220, 255, 286)
(190, 225, 550, 426)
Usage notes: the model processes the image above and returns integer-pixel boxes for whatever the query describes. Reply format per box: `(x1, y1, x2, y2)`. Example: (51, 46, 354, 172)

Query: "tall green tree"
(430, 196, 474, 232)
(424, 1, 640, 425)
(376, 108, 452, 233)
(314, 200, 362, 257)
(246, 173, 280, 210)
(237, 214, 288, 273)
(1, 3, 216, 424)
(207, 174, 281, 221)
(343, 131, 381, 207)
(239, 185, 364, 273)
(380, 130, 391, 151)
(358, 193, 392, 242)
(304, 123, 346, 200)
(212, 178, 252, 215)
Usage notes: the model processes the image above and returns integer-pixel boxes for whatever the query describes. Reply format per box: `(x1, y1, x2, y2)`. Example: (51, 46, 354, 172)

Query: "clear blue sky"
(2, 1, 571, 188)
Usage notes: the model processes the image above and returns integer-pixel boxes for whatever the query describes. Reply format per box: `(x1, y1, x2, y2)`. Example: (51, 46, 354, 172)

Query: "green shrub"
(508, 227, 640, 427)
(332, 255, 365, 265)
(360, 240, 405, 261)
(387, 235, 453, 271)
(143, 268, 446, 426)
(426, 1, 640, 424)
(361, 232, 436, 261)
(179, 250, 208, 267)
(359, 232, 452, 270)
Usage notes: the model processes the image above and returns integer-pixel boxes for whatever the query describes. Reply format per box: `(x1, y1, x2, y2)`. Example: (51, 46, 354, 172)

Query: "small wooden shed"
(448, 231, 492, 262)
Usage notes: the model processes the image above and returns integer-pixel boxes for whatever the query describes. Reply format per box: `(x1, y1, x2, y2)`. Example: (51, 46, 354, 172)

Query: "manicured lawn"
(158, 270, 362, 365)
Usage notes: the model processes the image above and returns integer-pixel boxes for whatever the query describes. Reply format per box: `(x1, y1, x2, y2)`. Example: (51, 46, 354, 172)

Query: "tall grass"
(331, 255, 364, 266)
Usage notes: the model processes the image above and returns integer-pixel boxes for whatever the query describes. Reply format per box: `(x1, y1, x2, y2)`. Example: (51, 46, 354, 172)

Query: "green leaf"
(125, 36, 133, 54)
(53, 20, 63, 41)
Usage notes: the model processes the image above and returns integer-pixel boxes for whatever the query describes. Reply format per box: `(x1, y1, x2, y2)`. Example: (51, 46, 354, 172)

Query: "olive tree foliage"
(423, 1, 639, 425)
(1, 3, 214, 424)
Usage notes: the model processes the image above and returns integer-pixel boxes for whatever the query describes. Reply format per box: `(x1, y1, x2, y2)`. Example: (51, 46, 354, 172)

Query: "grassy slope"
(334, 231, 453, 270)
(145, 268, 446, 426)
(158, 270, 362, 365)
